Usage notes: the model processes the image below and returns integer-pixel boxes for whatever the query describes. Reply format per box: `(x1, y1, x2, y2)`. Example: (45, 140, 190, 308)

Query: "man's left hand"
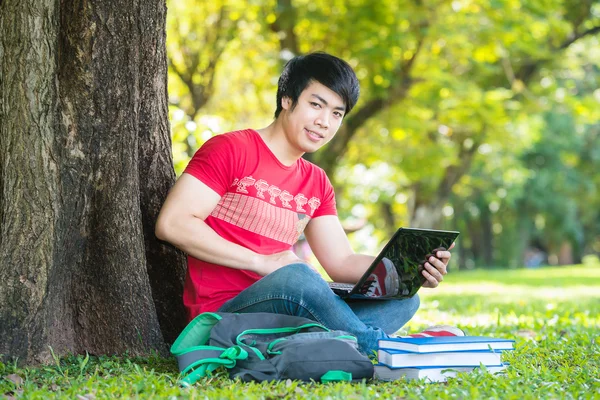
(422, 242, 455, 288)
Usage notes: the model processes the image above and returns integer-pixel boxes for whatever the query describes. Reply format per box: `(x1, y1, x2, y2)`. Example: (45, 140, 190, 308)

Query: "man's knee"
(269, 263, 331, 296)
(387, 293, 420, 327)
(407, 293, 420, 316)
(272, 262, 321, 280)
(382, 293, 420, 334)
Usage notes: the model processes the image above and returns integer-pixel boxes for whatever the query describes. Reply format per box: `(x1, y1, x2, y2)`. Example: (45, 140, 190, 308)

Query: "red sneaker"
(365, 257, 399, 297)
(404, 325, 466, 338)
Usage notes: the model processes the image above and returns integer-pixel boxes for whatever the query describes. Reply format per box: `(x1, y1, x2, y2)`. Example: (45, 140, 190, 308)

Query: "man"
(156, 52, 459, 354)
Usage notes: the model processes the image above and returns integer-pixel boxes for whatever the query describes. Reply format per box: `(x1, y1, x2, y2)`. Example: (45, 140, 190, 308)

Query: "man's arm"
(303, 215, 374, 283)
(304, 215, 453, 287)
(155, 173, 302, 276)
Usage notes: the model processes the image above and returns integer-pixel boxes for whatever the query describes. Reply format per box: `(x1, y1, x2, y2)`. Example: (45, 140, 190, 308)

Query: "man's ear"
(281, 96, 292, 110)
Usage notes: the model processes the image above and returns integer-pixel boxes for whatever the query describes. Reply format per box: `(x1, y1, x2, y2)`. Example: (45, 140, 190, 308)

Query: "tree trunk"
(479, 200, 494, 266)
(558, 241, 574, 266)
(380, 201, 397, 239)
(0, 0, 186, 364)
(410, 202, 444, 229)
(467, 218, 485, 266)
(138, 1, 188, 345)
(409, 140, 480, 229)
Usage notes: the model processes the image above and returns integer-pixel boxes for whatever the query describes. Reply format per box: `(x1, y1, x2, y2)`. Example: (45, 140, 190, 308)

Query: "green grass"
(2, 264, 600, 399)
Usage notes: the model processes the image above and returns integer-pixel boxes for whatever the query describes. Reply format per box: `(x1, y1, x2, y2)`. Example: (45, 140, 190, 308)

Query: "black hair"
(274, 52, 360, 119)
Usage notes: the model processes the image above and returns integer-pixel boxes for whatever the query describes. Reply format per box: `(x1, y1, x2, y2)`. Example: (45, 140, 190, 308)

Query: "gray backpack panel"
(171, 312, 374, 385)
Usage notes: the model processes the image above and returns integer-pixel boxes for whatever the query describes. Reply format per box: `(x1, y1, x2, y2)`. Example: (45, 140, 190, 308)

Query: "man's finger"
(436, 250, 452, 260)
(428, 257, 447, 275)
(425, 262, 444, 281)
(422, 270, 439, 288)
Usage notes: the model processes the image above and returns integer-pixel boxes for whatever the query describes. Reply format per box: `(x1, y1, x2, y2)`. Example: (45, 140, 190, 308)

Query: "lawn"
(2, 263, 599, 399)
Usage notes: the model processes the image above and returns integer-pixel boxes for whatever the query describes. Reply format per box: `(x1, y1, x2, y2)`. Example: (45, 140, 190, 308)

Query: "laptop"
(328, 228, 460, 299)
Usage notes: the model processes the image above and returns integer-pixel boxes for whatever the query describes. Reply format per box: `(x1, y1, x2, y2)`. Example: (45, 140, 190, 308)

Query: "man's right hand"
(255, 250, 317, 276)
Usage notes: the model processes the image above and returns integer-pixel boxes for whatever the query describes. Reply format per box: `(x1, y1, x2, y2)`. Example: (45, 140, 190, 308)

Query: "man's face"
(280, 80, 346, 154)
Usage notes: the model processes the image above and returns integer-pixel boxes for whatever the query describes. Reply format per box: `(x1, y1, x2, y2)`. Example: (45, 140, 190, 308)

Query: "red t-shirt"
(182, 129, 337, 320)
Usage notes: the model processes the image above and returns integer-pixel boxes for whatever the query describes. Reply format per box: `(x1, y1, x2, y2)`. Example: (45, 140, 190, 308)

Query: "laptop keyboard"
(328, 282, 354, 290)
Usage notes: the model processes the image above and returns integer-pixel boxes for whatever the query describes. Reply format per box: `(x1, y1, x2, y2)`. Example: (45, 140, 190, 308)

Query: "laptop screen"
(352, 228, 460, 299)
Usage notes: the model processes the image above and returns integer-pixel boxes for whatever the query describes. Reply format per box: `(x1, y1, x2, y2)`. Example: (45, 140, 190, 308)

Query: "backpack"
(170, 312, 374, 386)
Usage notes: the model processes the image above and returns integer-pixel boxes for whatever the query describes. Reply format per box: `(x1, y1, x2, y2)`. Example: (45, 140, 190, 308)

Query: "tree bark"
(269, 0, 300, 59)
(137, 0, 188, 345)
(0, 0, 185, 363)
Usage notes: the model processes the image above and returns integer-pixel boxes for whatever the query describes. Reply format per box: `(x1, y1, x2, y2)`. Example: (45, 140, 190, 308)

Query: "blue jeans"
(218, 263, 420, 354)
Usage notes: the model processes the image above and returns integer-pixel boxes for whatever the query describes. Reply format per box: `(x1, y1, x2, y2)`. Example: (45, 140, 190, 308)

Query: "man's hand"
(255, 250, 319, 276)
(422, 242, 455, 288)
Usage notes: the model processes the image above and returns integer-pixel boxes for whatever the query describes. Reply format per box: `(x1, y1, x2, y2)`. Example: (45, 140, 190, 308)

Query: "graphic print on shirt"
(254, 179, 269, 199)
(267, 185, 282, 204)
(236, 176, 256, 194)
(294, 194, 307, 212)
(307, 197, 321, 215)
(211, 175, 321, 245)
(280, 191, 293, 208)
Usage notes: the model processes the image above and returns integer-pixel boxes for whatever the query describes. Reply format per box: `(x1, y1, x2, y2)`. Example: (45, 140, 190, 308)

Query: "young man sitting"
(156, 52, 461, 354)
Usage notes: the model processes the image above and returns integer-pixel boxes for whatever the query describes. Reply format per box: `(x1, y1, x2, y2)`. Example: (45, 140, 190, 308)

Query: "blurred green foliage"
(165, 0, 600, 268)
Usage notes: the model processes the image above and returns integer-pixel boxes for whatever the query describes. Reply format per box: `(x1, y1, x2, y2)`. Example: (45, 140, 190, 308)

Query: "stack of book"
(375, 335, 515, 382)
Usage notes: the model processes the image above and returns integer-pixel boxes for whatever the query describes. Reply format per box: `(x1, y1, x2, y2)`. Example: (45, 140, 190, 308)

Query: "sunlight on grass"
(421, 283, 600, 299)
(442, 265, 600, 286)
(405, 265, 600, 336)
(1, 265, 599, 399)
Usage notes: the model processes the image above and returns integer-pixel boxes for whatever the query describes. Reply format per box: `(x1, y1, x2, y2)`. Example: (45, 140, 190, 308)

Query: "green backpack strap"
(321, 370, 353, 383)
(235, 322, 330, 360)
(171, 312, 223, 352)
(177, 345, 249, 387)
(236, 323, 330, 346)
(171, 313, 249, 386)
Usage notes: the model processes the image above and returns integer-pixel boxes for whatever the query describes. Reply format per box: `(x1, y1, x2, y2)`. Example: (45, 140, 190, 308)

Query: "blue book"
(378, 336, 515, 353)
(374, 363, 508, 382)
(378, 348, 504, 368)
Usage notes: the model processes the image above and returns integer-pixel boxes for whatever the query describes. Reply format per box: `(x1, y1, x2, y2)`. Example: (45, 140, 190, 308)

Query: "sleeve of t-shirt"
(183, 134, 234, 196)
(312, 170, 337, 218)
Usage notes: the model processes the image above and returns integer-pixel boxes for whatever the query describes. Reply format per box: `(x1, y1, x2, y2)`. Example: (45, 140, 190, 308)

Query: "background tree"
(167, 0, 238, 127)
(166, 0, 600, 267)
(0, 0, 186, 363)
(166, 0, 277, 171)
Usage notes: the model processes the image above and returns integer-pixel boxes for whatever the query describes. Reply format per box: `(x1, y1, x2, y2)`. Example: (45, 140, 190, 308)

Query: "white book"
(378, 348, 503, 368)
(378, 336, 515, 353)
(374, 363, 507, 382)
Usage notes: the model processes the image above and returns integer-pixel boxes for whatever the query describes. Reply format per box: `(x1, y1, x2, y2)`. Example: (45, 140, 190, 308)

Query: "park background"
(166, 0, 600, 270)
(1, 0, 599, 398)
